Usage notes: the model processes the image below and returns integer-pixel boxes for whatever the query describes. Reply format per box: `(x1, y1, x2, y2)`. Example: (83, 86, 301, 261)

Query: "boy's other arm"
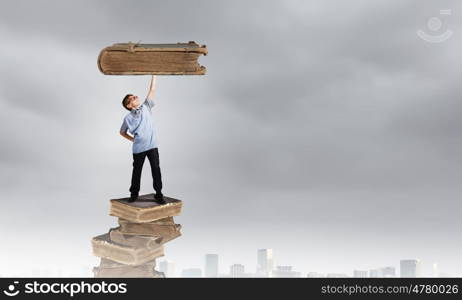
(120, 129, 134, 142)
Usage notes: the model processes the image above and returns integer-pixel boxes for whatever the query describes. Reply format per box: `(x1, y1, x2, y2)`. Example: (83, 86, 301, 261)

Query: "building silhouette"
(230, 264, 245, 278)
(205, 254, 219, 277)
(353, 270, 368, 278)
(400, 259, 421, 277)
(307, 272, 325, 278)
(181, 268, 202, 277)
(369, 268, 380, 277)
(326, 273, 348, 278)
(159, 260, 176, 277)
(256, 249, 273, 277)
(381, 266, 396, 277)
(432, 263, 439, 277)
(272, 266, 301, 278)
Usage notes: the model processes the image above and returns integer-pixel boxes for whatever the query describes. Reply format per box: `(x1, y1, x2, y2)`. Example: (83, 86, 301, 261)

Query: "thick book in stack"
(109, 195, 182, 223)
(92, 231, 165, 266)
(93, 258, 163, 278)
(91, 194, 183, 278)
(117, 217, 182, 243)
(97, 41, 208, 75)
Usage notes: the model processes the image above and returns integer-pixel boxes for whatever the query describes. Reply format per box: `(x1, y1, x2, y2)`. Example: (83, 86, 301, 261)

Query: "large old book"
(109, 227, 162, 249)
(109, 194, 183, 223)
(93, 266, 164, 278)
(98, 41, 208, 75)
(95, 268, 164, 278)
(117, 218, 182, 243)
(93, 258, 163, 278)
(99, 257, 156, 268)
(91, 233, 164, 265)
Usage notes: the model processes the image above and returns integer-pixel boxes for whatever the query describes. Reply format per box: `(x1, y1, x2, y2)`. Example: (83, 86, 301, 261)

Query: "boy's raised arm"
(146, 75, 157, 100)
(144, 75, 157, 109)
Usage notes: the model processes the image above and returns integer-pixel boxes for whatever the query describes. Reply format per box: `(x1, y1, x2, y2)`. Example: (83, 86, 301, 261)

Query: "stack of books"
(91, 194, 183, 278)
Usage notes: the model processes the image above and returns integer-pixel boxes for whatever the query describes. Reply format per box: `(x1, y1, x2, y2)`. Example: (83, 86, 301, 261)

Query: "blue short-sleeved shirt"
(120, 98, 158, 154)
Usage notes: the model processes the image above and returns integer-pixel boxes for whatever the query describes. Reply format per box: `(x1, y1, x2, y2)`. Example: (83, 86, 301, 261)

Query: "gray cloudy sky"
(1, 0, 461, 276)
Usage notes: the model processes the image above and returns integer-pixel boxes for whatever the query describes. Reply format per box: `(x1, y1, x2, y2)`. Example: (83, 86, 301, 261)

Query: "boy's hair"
(122, 94, 133, 111)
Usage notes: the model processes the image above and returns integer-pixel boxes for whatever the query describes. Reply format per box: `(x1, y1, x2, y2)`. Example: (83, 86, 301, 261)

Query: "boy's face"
(126, 95, 140, 110)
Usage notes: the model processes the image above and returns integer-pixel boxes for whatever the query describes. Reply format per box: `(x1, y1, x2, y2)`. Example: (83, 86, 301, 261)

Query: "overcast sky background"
(0, 0, 461, 277)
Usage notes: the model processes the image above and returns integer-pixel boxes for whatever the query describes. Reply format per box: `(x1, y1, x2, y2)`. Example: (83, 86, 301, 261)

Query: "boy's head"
(122, 94, 140, 111)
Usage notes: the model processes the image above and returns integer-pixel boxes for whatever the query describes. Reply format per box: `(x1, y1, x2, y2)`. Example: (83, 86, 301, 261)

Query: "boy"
(120, 75, 165, 204)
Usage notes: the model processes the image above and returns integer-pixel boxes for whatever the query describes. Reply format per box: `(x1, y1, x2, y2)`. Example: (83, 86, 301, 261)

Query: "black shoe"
(154, 193, 166, 204)
(128, 195, 138, 203)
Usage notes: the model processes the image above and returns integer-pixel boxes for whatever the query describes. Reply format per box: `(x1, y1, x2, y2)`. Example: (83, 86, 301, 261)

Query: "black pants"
(130, 148, 162, 196)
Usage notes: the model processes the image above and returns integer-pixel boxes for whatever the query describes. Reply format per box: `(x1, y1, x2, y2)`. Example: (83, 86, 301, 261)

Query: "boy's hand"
(120, 130, 134, 142)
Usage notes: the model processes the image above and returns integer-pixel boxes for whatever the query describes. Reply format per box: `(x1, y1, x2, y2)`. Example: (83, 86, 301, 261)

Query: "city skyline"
(0, 253, 455, 278)
(155, 249, 457, 278)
